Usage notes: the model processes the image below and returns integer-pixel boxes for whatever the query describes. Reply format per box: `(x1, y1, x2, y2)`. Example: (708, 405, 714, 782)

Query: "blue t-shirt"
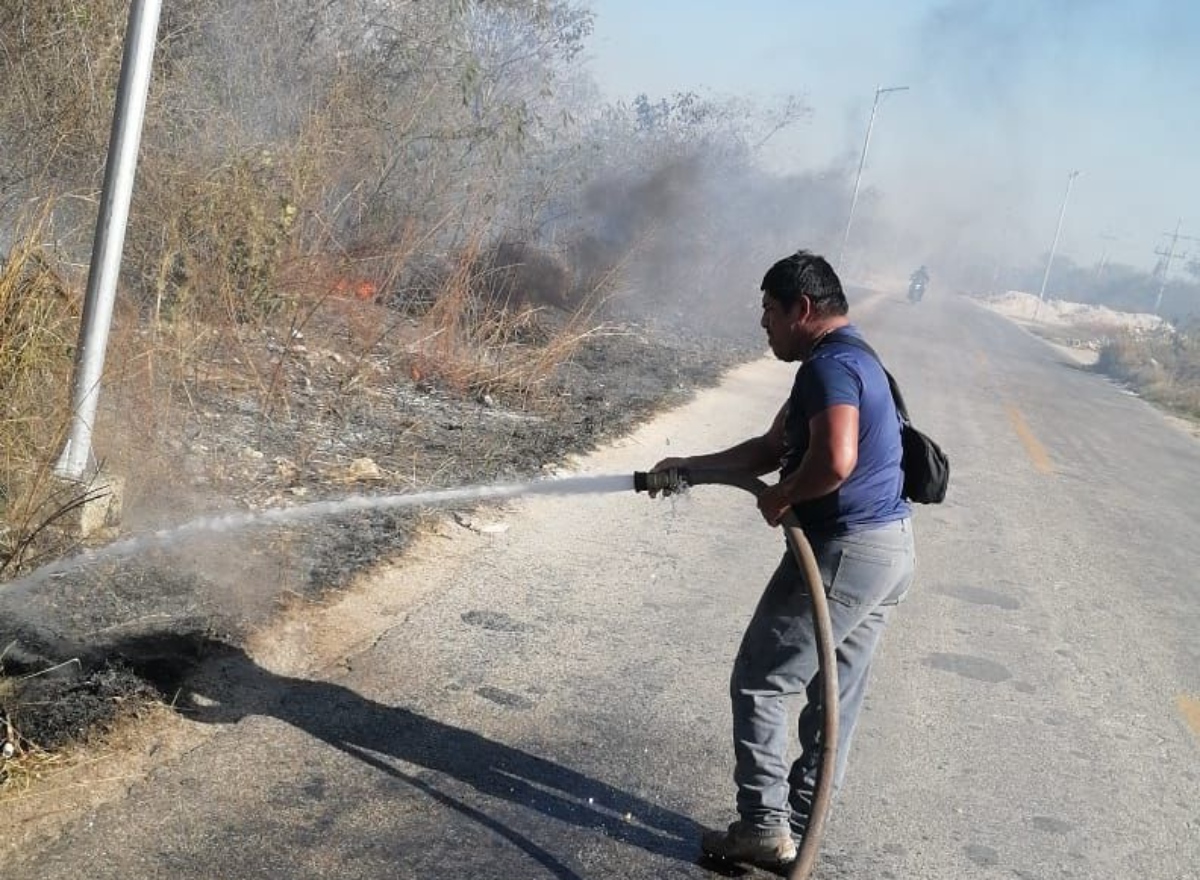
(781, 325, 910, 534)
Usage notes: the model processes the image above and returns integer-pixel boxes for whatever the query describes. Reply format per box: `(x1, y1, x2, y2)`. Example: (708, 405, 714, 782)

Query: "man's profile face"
(760, 292, 805, 362)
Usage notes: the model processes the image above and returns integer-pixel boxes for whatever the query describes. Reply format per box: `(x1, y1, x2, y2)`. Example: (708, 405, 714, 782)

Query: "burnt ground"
(0, 312, 759, 771)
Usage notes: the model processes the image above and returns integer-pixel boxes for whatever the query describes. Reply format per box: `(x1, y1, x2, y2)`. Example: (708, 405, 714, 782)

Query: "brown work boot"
(700, 820, 797, 872)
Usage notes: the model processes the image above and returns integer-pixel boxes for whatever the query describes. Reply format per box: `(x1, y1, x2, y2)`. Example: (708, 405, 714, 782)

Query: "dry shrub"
(409, 239, 606, 399)
(0, 215, 88, 574)
(0, 3, 650, 549)
(1096, 327, 1200, 417)
(0, 3, 129, 200)
(0, 228, 78, 420)
(131, 148, 308, 330)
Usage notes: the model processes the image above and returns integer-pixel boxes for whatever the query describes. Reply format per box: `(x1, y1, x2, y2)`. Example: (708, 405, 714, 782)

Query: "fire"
(332, 277, 378, 301)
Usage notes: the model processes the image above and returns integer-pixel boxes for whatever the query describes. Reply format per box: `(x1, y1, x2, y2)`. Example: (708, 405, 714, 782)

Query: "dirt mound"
(976, 290, 1169, 333)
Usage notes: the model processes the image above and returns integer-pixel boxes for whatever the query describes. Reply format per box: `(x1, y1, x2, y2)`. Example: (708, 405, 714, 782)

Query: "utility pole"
(836, 84, 909, 273)
(55, 0, 163, 480)
(1152, 219, 1199, 316)
(1033, 170, 1081, 320)
(1094, 232, 1119, 279)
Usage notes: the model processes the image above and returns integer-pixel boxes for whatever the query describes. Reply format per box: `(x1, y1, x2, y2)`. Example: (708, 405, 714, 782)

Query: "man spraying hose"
(647, 250, 916, 872)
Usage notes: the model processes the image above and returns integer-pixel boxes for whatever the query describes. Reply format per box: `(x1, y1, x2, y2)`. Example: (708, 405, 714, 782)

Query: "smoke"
(584, 156, 857, 336)
(540, 93, 860, 338)
(881, 0, 1199, 289)
(873, 1, 1068, 281)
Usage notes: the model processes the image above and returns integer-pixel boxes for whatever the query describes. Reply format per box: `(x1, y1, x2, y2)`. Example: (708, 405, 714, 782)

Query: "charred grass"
(0, 218, 754, 796)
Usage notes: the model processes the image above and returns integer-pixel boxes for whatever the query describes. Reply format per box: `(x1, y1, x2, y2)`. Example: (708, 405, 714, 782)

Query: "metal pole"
(1153, 219, 1183, 316)
(55, 0, 163, 480)
(836, 85, 908, 273)
(1033, 170, 1080, 320)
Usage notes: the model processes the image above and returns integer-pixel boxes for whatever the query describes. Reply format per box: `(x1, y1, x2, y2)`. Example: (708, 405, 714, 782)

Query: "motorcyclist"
(908, 265, 929, 302)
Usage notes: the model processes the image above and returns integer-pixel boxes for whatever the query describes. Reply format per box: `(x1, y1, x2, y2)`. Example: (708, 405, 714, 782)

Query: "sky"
(582, 0, 1200, 273)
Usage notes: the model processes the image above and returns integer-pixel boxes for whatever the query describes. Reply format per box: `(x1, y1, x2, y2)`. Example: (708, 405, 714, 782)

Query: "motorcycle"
(908, 278, 926, 303)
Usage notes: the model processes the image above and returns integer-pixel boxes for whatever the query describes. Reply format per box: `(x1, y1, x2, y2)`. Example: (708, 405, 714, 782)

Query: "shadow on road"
(113, 632, 705, 879)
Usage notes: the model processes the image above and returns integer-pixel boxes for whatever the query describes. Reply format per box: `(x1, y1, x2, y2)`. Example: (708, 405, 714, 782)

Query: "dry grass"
(408, 238, 613, 400)
(0, 190, 614, 573)
(1096, 327, 1200, 418)
(0, 213, 94, 576)
(0, 3, 626, 576)
(0, 210, 613, 580)
(0, 216, 77, 457)
(0, 717, 65, 798)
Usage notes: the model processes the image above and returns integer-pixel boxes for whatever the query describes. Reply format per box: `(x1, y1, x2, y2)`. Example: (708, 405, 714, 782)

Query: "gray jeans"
(730, 518, 915, 838)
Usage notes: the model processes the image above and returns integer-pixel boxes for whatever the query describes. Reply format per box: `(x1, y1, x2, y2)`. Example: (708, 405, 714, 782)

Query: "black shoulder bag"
(816, 333, 950, 504)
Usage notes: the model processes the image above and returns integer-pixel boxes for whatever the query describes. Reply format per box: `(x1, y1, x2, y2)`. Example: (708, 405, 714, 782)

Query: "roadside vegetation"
(0, 1, 826, 574)
(1096, 324, 1200, 418)
(986, 254, 1200, 420)
(0, 1, 849, 791)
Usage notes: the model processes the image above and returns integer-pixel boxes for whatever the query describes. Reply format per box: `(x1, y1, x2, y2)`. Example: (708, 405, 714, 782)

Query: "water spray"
(633, 466, 837, 880)
(0, 473, 636, 598)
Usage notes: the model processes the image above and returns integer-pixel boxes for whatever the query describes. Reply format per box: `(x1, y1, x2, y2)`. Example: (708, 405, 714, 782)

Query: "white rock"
(347, 457, 384, 482)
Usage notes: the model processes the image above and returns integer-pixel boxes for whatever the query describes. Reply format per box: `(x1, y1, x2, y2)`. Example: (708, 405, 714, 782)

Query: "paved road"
(7, 290, 1200, 879)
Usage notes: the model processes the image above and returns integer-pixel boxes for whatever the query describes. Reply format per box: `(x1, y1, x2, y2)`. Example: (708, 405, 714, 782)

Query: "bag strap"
(812, 331, 911, 423)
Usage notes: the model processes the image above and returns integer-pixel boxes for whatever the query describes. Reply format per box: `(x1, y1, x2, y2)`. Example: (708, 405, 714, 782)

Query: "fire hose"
(633, 467, 837, 880)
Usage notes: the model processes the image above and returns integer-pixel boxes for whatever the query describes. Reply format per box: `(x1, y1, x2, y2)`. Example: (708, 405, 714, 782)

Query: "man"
(650, 250, 915, 870)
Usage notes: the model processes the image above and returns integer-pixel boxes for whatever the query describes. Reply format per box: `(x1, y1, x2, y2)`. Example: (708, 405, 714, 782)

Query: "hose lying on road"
(634, 468, 837, 880)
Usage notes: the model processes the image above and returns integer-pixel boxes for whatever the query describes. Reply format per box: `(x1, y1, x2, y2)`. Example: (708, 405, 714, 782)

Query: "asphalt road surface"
(8, 289, 1200, 879)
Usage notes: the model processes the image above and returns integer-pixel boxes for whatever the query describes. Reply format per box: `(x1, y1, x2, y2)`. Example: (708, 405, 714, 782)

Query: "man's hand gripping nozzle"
(632, 469, 690, 496)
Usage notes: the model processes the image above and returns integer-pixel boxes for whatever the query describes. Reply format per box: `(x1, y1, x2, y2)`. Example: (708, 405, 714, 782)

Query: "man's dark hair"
(760, 250, 848, 316)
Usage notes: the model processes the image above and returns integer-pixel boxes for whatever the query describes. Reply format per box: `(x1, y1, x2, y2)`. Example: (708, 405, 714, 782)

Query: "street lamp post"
(1034, 170, 1081, 320)
(836, 84, 909, 273)
(55, 0, 163, 479)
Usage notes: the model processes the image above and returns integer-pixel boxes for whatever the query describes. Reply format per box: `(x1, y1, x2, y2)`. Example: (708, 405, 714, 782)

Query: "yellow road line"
(1177, 695, 1200, 740)
(1005, 403, 1054, 474)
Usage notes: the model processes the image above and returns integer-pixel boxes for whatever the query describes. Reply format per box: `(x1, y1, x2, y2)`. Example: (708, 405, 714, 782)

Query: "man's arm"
(757, 404, 859, 525)
(651, 403, 788, 478)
